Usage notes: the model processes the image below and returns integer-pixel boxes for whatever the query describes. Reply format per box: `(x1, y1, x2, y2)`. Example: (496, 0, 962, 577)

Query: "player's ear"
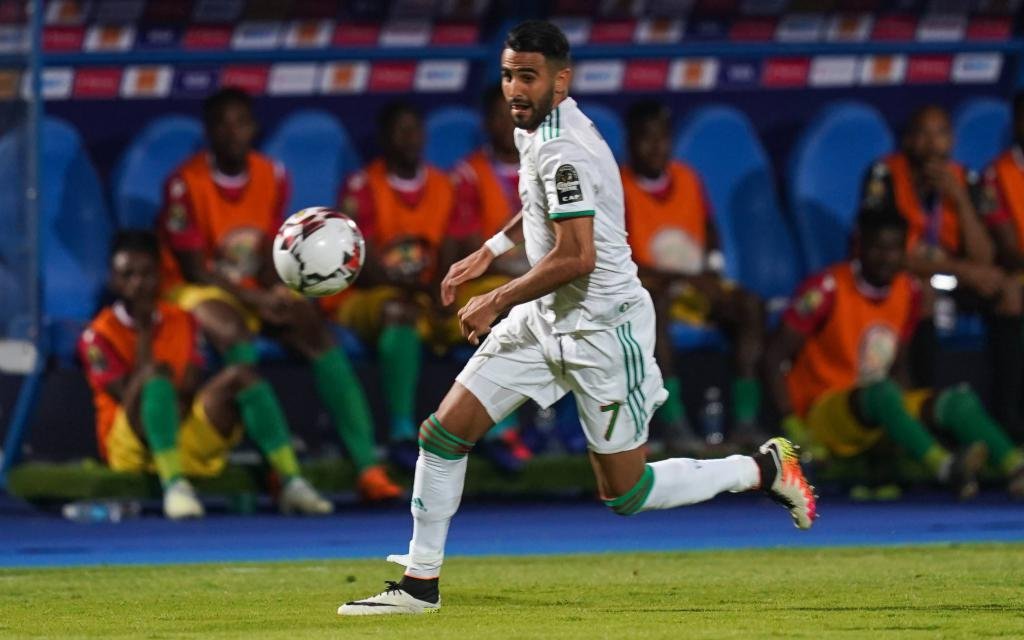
(554, 65, 572, 98)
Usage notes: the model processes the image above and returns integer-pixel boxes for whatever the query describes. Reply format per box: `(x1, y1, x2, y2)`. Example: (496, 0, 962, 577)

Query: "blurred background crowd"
(3, 0, 1024, 515)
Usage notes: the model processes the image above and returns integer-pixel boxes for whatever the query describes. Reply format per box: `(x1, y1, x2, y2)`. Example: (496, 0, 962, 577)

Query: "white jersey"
(514, 97, 647, 333)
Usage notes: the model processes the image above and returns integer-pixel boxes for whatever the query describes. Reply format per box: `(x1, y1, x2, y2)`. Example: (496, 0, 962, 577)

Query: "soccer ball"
(272, 207, 365, 297)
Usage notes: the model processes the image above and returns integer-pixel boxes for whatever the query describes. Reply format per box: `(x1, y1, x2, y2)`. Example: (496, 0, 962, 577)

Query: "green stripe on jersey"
(549, 209, 595, 221)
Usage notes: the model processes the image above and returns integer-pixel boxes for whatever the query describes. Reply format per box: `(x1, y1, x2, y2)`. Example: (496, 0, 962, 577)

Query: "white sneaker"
(279, 477, 333, 515)
(338, 581, 440, 616)
(163, 479, 204, 520)
(757, 437, 818, 530)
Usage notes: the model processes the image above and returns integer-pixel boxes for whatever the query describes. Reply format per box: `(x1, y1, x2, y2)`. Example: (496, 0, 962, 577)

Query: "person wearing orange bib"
(326, 102, 469, 471)
(980, 93, 1024, 442)
(448, 85, 534, 472)
(158, 89, 400, 501)
(81, 231, 332, 518)
(764, 208, 1024, 499)
(621, 101, 765, 452)
(861, 105, 1023, 438)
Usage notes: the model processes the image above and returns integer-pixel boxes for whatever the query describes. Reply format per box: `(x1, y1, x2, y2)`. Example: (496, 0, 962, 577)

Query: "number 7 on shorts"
(600, 402, 621, 441)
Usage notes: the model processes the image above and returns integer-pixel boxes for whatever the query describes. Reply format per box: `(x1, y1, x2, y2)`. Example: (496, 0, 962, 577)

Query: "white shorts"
(456, 299, 667, 455)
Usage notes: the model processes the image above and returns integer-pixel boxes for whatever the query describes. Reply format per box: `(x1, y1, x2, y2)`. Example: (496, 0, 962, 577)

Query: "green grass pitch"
(2, 544, 1022, 639)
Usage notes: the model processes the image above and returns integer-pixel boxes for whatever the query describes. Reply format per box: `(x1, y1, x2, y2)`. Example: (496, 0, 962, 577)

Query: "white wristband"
(484, 232, 515, 257)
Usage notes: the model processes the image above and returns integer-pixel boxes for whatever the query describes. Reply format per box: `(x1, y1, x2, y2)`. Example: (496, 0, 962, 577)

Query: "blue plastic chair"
(263, 110, 361, 213)
(579, 102, 625, 163)
(952, 97, 1010, 172)
(111, 115, 204, 230)
(41, 117, 115, 360)
(0, 127, 28, 268)
(788, 101, 895, 274)
(424, 106, 483, 172)
(673, 105, 803, 302)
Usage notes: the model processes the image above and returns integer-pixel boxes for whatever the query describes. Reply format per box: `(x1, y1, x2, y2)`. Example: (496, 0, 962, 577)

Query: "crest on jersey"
(554, 164, 583, 205)
(858, 323, 898, 383)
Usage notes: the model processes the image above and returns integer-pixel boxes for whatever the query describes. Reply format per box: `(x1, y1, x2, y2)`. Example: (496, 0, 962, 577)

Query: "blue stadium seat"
(41, 117, 115, 361)
(673, 105, 803, 301)
(0, 126, 28, 267)
(952, 97, 1010, 172)
(788, 101, 894, 273)
(424, 106, 483, 171)
(263, 110, 361, 213)
(111, 115, 204, 230)
(579, 102, 625, 163)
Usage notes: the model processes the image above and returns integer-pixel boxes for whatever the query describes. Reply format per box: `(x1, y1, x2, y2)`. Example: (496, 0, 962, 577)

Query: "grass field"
(2, 544, 1023, 639)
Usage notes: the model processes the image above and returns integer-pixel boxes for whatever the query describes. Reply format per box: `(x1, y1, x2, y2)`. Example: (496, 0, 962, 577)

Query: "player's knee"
(139, 362, 173, 383)
(417, 413, 474, 460)
(603, 465, 655, 517)
(196, 300, 251, 346)
(221, 364, 261, 392)
(937, 384, 982, 423)
(737, 291, 764, 328)
(862, 378, 902, 407)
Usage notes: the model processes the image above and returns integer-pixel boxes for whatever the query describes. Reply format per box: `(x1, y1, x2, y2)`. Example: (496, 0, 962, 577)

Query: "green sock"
(657, 377, 686, 425)
(731, 377, 761, 425)
(140, 376, 183, 486)
(485, 414, 517, 441)
(378, 324, 421, 441)
(859, 379, 947, 469)
(236, 381, 299, 479)
(225, 342, 258, 366)
(934, 385, 1020, 474)
(312, 347, 378, 471)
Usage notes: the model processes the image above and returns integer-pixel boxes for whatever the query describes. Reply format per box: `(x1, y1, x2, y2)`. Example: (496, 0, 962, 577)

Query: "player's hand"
(457, 291, 500, 345)
(957, 263, 1006, 299)
(441, 247, 495, 307)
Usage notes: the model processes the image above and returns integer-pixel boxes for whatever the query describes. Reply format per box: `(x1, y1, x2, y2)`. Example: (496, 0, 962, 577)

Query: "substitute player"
(338, 21, 817, 616)
(622, 101, 765, 450)
(763, 207, 1024, 499)
(80, 231, 331, 519)
(158, 88, 400, 501)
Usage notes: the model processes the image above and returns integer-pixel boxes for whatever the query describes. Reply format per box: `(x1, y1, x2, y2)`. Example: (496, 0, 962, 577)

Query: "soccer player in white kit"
(338, 20, 817, 616)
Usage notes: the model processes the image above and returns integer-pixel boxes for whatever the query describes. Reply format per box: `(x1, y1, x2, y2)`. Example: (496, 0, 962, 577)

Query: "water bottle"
(62, 500, 141, 523)
(700, 386, 725, 446)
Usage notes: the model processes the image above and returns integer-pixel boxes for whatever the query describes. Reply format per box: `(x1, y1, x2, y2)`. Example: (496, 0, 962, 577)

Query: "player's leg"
(847, 380, 986, 498)
(339, 307, 548, 615)
(268, 295, 401, 500)
(648, 279, 702, 452)
(702, 279, 766, 442)
(573, 312, 814, 527)
(985, 279, 1024, 442)
(186, 296, 260, 365)
(377, 298, 426, 468)
(922, 384, 1024, 497)
(198, 363, 333, 514)
(108, 362, 204, 519)
(338, 382, 500, 616)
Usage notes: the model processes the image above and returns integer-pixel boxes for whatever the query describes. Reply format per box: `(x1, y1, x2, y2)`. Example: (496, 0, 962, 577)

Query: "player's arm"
(762, 274, 835, 420)
(948, 170, 995, 265)
(440, 210, 524, 306)
(458, 214, 593, 344)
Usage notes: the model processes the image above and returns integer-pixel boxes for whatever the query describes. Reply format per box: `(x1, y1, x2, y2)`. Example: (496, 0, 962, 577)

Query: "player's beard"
(509, 84, 555, 132)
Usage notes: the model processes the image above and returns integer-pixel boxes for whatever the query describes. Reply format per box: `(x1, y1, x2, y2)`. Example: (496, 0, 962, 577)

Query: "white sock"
(640, 455, 760, 512)
(404, 449, 468, 579)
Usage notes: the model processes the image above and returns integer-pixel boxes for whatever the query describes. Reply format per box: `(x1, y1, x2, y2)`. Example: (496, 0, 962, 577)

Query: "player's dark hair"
(504, 20, 571, 66)
(110, 229, 160, 263)
(481, 82, 505, 113)
(626, 100, 671, 137)
(377, 101, 421, 136)
(905, 104, 949, 135)
(202, 87, 253, 127)
(857, 206, 908, 242)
